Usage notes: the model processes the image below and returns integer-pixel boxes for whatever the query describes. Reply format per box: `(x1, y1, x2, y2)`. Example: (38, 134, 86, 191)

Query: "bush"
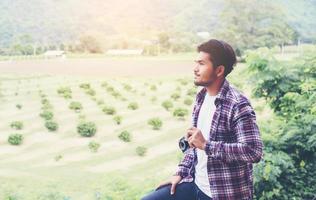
(69, 101, 83, 112)
(118, 130, 131, 142)
(39, 110, 54, 120)
(16, 104, 22, 109)
(148, 117, 163, 130)
(136, 146, 147, 156)
(45, 121, 58, 132)
(8, 133, 23, 145)
(77, 121, 97, 137)
(57, 86, 72, 99)
(79, 83, 91, 89)
(55, 154, 63, 161)
(184, 98, 193, 106)
(85, 88, 96, 96)
(88, 141, 101, 152)
(187, 88, 197, 96)
(162, 100, 173, 111)
(10, 121, 23, 130)
(150, 85, 157, 91)
(127, 102, 138, 110)
(113, 115, 122, 125)
(102, 106, 116, 115)
(151, 96, 157, 102)
(171, 92, 181, 100)
(173, 108, 189, 119)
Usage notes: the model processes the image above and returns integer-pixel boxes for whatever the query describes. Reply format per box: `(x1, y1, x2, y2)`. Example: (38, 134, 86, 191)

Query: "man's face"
(193, 51, 217, 87)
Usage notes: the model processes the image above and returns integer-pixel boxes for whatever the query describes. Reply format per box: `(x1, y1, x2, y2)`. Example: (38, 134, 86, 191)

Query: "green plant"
(102, 106, 116, 115)
(171, 92, 180, 100)
(79, 83, 91, 89)
(10, 121, 23, 130)
(127, 102, 138, 110)
(77, 121, 97, 137)
(184, 98, 193, 106)
(69, 101, 83, 112)
(16, 104, 22, 109)
(57, 86, 72, 99)
(113, 115, 122, 125)
(118, 130, 131, 142)
(88, 141, 101, 152)
(136, 146, 147, 156)
(162, 100, 173, 111)
(148, 117, 163, 130)
(173, 108, 188, 119)
(85, 88, 96, 96)
(39, 110, 54, 120)
(8, 133, 23, 145)
(45, 121, 58, 132)
(54, 154, 63, 161)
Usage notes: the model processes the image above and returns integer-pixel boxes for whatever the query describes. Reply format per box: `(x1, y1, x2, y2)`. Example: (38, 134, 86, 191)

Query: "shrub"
(8, 133, 23, 145)
(173, 108, 189, 119)
(151, 96, 157, 102)
(16, 104, 22, 109)
(69, 101, 83, 112)
(85, 88, 96, 96)
(88, 141, 101, 152)
(128, 102, 138, 110)
(45, 121, 58, 132)
(118, 130, 131, 142)
(184, 98, 193, 106)
(148, 117, 163, 130)
(57, 86, 72, 99)
(150, 85, 157, 91)
(102, 106, 116, 115)
(162, 100, 173, 111)
(55, 154, 63, 161)
(41, 98, 49, 105)
(123, 84, 132, 91)
(113, 115, 122, 125)
(97, 99, 105, 105)
(187, 88, 197, 96)
(10, 121, 23, 130)
(77, 121, 97, 137)
(40, 110, 54, 120)
(171, 92, 181, 100)
(79, 83, 91, 89)
(136, 146, 147, 156)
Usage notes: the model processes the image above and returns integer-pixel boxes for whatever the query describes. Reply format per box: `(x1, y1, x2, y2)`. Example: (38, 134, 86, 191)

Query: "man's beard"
(194, 75, 215, 87)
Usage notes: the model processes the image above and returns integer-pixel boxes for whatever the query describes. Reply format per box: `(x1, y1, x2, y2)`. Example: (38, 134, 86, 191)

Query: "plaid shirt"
(174, 78, 263, 200)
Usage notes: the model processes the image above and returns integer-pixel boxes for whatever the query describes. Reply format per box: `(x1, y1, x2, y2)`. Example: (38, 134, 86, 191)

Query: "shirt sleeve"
(204, 100, 264, 164)
(173, 148, 195, 178)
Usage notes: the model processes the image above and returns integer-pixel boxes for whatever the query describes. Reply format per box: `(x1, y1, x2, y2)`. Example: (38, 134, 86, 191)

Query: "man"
(141, 39, 263, 200)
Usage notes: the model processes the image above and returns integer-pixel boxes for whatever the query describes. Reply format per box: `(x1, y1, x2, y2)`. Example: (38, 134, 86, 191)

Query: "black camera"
(179, 136, 190, 153)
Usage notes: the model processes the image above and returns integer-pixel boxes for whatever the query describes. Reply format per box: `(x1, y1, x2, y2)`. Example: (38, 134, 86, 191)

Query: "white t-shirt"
(194, 92, 217, 198)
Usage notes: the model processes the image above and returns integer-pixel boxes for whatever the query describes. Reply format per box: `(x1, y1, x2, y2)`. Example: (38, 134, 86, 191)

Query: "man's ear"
(216, 65, 225, 77)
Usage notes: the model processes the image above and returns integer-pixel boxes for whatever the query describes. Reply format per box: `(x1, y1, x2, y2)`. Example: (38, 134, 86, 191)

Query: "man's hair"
(197, 39, 237, 77)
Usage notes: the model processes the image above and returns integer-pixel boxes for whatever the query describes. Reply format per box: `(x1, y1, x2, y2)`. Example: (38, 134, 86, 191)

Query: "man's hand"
(156, 175, 182, 195)
(186, 127, 207, 150)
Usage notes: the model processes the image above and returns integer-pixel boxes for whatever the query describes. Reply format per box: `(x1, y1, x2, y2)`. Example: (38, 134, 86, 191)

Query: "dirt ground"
(0, 58, 194, 78)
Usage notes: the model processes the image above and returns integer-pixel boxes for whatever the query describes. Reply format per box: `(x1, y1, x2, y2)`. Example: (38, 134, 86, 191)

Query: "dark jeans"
(141, 182, 212, 200)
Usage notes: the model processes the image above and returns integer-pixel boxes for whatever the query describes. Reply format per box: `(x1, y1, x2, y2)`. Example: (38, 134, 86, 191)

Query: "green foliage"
(10, 121, 23, 130)
(170, 92, 180, 100)
(161, 100, 173, 111)
(113, 115, 122, 125)
(79, 83, 91, 89)
(102, 106, 116, 115)
(147, 117, 163, 130)
(39, 110, 54, 120)
(57, 86, 72, 99)
(8, 133, 23, 145)
(183, 98, 193, 106)
(247, 50, 316, 199)
(45, 121, 58, 132)
(54, 154, 63, 162)
(136, 146, 147, 156)
(69, 101, 83, 112)
(16, 104, 22, 109)
(88, 141, 100, 152)
(173, 108, 188, 119)
(77, 121, 97, 137)
(118, 130, 131, 142)
(128, 102, 138, 110)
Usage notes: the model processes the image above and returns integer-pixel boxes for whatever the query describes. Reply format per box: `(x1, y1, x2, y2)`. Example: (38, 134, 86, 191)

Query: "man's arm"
(204, 100, 263, 164)
(173, 147, 195, 178)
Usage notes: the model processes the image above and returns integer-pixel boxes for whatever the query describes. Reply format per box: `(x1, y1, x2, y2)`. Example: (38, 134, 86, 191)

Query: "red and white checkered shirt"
(174, 78, 264, 200)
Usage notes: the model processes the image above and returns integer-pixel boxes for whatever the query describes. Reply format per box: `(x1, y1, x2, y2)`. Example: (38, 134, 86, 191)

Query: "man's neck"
(205, 78, 224, 96)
